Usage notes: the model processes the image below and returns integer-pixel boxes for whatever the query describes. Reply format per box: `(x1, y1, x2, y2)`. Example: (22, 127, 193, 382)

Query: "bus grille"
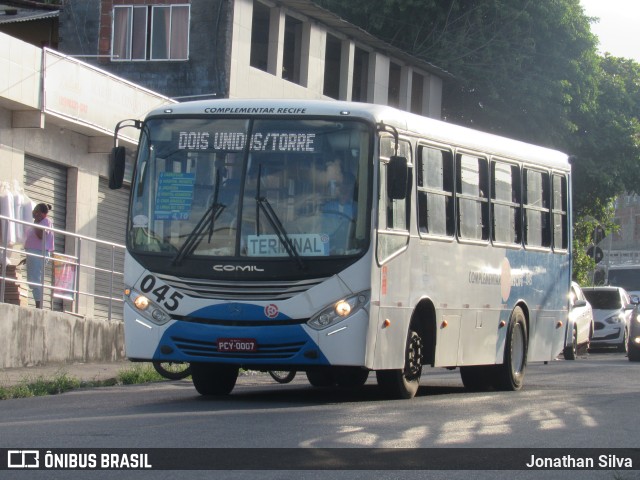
(171, 336, 306, 360)
(155, 273, 328, 300)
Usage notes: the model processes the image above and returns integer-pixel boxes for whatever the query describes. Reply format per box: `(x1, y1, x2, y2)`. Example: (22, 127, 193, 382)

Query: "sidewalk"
(0, 360, 136, 388)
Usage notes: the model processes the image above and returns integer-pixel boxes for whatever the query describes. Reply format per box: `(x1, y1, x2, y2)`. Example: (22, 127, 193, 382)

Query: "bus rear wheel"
(563, 327, 578, 360)
(376, 327, 423, 399)
(191, 363, 239, 395)
(491, 307, 528, 391)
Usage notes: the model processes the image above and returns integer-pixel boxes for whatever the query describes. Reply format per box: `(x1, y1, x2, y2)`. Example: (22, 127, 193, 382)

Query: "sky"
(580, 0, 640, 62)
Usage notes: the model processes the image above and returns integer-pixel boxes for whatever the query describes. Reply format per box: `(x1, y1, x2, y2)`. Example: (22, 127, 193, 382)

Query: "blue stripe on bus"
(188, 302, 291, 321)
(153, 320, 330, 366)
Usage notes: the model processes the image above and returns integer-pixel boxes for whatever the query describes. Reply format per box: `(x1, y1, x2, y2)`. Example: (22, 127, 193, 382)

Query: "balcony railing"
(1, 214, 125, 321)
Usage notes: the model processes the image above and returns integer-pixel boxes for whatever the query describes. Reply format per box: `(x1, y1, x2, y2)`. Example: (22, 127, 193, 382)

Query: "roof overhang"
(279, 0, 454, 81)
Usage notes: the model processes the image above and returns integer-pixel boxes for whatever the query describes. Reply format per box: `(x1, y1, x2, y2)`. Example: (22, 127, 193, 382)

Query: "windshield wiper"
(255, 164, 306, 270)
(172, 171, 226, 265)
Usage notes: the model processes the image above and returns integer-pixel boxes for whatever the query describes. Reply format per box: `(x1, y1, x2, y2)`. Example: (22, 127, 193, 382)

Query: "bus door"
(373, 136, 413, 369)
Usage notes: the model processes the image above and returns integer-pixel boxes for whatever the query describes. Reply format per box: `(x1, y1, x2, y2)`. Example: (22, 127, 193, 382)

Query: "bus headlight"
(125, 288, 171, 325)
(307, 291, 370, 330)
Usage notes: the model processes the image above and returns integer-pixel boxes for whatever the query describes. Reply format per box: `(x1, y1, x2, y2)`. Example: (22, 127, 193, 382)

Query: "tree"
(570, 55, 640, 216)
(315, 0, 640, 282)
(316, 0, 600, 147)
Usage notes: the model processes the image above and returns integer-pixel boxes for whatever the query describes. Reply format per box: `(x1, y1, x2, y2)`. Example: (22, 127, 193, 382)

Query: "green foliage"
(0, 373, 81, 400)
(571, 201, 617, 285)
(316, 0, 600, 147)
(0, 364, 165, 400)
(117, 364, 166, 384)
(316, 0, 640, 282)
(570, 56, 640, 213)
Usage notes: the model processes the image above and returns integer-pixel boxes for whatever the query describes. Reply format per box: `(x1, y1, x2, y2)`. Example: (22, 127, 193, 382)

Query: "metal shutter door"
(23, 156, 68, 310)
(95, 177, 128, 321)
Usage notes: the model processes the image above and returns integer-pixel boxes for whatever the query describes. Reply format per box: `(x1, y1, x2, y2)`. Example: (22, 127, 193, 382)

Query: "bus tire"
(376, 327, 423, 399)
(306, 369, 336, 387)
(268, 370, 297, 384)
(459, 366, 493, 391)
(492, 307, 528, 391)
(334, 367, 369, 388)
(563, 327, 578, 360)
(152, 361, 192, 380)
(190, 363, 239, 395)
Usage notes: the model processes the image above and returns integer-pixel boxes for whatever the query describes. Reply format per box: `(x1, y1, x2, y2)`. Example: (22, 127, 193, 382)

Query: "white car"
(564, 282, 594, 360)
(582, 286, 634, 352)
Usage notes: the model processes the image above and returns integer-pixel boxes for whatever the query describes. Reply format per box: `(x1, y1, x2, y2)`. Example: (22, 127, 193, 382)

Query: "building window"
(352, 47, 369, 102)
(250, 1, 270, 72)
(323, 33, 342, 99)
(388, 62, 401, 108)
(112, 4, 190, 61)
(282, 15, 303, 84)
(410, 72, 424, 115)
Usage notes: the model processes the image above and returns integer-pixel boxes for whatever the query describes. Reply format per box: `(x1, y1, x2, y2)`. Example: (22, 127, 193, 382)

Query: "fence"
(0, 214, 125, 321)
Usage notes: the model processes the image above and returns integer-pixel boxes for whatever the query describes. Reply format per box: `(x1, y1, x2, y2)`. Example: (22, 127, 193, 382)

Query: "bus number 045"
(139, 274, 184, 311)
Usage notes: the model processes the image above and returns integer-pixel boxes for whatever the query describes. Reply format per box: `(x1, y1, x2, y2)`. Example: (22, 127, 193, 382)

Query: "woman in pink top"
(24, 203, 54, 308)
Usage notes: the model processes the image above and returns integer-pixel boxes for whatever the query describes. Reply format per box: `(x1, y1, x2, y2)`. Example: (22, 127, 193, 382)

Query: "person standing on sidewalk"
(24, 202, 54, 308)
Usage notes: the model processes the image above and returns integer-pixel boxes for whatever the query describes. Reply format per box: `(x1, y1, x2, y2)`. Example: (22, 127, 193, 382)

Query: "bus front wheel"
(191, 363, 239, 395)
(376, 327, 423, 399)
(492, 307, 528, 391)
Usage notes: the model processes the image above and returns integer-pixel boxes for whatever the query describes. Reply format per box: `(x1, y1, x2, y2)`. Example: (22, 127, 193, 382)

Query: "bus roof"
(149, 99, 570, 171)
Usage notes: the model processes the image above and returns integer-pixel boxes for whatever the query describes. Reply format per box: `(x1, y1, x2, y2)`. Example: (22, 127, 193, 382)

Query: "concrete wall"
(0, 304, 125, 369)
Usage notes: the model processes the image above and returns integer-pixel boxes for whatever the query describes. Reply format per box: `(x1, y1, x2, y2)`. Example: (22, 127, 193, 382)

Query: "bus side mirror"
(387, 155, 408, 200)
(109, 146, 126, 189)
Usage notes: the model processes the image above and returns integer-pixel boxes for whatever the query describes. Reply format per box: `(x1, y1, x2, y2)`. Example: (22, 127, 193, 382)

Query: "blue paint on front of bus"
(152, 303, 329, 366)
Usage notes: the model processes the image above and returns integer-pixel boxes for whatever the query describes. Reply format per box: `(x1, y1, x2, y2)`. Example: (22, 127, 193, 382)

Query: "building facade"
(58, 0, 449, 115)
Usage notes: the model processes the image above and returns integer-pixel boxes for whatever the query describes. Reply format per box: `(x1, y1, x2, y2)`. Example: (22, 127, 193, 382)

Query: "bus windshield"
(128, 117, 371, 264)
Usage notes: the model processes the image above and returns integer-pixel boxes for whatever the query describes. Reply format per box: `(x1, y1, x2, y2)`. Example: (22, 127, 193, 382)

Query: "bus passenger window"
(417, 145, 454, 237)
(552, 174, 568, 250)
(523, 169, 551, 248)
(491, 161, 521, 245)
(456, 154, 489, 241)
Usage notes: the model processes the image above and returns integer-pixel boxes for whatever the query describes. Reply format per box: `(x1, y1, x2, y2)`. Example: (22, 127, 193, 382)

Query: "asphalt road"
(0, 350, 638, 480)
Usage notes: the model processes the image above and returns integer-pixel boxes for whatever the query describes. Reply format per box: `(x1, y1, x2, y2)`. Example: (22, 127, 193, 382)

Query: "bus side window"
(523, 168, 551, 248)
(552, 174, 568, 250)
(491, 160, 521, 245)
(417, 145, 454, 237)
(456, 154, 489, 241)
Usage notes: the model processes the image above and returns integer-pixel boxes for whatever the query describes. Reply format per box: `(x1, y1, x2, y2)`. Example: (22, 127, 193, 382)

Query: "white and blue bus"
(109, 99, 571, 399)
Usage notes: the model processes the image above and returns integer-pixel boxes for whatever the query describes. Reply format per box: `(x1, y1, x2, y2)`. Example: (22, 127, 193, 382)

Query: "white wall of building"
(0, 32, 170, 318)
(229, 0, 443, 117)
